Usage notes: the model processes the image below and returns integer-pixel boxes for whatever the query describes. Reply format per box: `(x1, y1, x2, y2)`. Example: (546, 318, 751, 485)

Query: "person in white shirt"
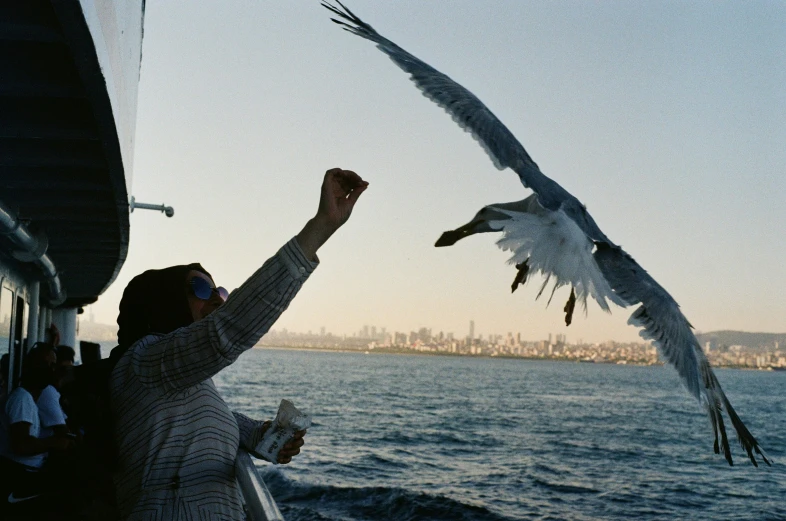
(37, 383, 68, 439)
(0, 343, 75, 514)
(0, 343, 73, 467)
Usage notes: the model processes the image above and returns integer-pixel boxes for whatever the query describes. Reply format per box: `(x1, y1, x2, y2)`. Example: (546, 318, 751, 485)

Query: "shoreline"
(251, 344, 783, 371)
(253, 344, 662, 366)
(83, 340, 780, 371)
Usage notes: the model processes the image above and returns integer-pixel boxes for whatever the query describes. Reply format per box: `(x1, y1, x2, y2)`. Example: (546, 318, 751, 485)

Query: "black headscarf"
(59, 264, 214, 471)
(116, 263, 212, 351)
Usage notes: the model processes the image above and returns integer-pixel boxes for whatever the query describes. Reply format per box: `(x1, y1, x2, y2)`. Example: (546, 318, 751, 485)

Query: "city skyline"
(256, 323, 785, 370)
(278, 322, 599, 347)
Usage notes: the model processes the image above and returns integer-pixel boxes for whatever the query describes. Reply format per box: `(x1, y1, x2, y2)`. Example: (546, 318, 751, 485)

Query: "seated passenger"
(52, 345, 76, 432)
(0, 343, 75, 514)
(27, 343, 70, 440)
(0, 353, 8, 403)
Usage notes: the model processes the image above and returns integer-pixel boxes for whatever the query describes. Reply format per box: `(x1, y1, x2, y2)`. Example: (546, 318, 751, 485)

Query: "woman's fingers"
(278, 446, 301, 458)
(335, 169, 366, 192)
(276, 432, 306, 464)
(276, 447, 300, 464)
(282, 437, 305, 451)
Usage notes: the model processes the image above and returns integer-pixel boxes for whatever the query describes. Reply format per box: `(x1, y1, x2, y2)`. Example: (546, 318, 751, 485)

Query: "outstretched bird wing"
(594, 244, 769, 466)
(323, 2, 553, 200)
(323, 1, 770, 466)
(323, 2, 608, 240)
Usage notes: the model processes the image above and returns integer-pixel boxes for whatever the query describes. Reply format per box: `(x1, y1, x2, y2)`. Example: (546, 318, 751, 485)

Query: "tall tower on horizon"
(469, 320, 475, 340)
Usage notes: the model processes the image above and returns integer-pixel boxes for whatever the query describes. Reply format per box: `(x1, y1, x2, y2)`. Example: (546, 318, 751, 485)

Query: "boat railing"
(235, 449, 285, 521)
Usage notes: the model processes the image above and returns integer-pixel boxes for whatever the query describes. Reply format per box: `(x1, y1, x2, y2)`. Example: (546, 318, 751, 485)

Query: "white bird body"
(324, 1, 770, 466)
(493, 199, 624, 313)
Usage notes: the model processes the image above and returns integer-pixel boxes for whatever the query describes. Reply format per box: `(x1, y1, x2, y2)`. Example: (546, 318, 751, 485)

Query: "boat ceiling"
(0, 0, 130, 308)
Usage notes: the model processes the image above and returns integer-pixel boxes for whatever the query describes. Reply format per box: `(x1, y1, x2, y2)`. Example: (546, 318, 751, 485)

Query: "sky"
(85, 1, 785, 344)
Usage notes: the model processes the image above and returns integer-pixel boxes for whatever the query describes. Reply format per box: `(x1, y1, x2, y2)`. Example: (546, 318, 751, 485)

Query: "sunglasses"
(189, 277, 229, 301)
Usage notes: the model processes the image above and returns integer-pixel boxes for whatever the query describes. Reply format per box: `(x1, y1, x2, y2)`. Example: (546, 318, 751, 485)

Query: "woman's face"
(186, 270, 225, 322)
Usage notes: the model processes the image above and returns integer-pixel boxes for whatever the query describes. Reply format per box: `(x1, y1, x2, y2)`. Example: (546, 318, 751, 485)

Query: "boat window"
(20, 297, 28, 347)
(12, 295, 26, 389)
(0, 286, 13, 394)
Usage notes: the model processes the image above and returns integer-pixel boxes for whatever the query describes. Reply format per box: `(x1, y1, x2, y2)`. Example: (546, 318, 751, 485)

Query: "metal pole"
(52, 307, 77, 348)
(129, 196, 174, 217)
(26, 282, 39, 347)
(235, 449, 284, 521)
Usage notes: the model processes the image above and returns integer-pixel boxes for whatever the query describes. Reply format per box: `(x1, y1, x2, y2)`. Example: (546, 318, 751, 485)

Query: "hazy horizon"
(79, 312, 786, 346)
(85, 1, 785, 345)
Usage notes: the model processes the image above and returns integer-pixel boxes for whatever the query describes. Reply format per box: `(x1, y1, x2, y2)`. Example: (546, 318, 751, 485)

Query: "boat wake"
(261, 469, 515, 521)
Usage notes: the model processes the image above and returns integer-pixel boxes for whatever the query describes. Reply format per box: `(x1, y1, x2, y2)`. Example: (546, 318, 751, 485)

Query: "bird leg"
(564, 287, 576, 326)
(511, 259, 530, 293)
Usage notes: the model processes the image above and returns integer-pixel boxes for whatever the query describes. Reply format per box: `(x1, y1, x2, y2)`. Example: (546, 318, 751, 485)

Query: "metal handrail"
(235, 449, 284, 521)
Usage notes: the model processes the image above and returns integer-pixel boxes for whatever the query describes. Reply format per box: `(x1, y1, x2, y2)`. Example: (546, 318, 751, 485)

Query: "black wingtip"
(719, 389, 773, 467)
(322, 2, 351, 25)
(322, 1, 373, 32)
(334, 0, 358, 20)
(705, 369, 772, 467)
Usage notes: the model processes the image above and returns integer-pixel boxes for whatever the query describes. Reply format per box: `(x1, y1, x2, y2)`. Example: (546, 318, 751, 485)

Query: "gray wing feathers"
(324, 3, 594, 234)
(595, 245, 702, 399)
(594, 244, 770, 466)
(323, 2, 543, 187)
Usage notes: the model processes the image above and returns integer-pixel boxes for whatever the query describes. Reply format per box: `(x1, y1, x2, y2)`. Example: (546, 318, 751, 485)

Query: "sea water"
(214, 348, 786, 521)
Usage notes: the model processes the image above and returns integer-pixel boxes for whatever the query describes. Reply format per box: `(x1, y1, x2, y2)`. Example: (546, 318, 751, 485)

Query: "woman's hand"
(297, 168, 368, 261)
(277, 429, 306, 465)
(317, 168, 368, 230)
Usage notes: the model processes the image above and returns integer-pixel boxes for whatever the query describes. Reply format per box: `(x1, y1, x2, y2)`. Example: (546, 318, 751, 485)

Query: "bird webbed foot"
(564, 287, 577, 326)
(511, 259, 530, 293)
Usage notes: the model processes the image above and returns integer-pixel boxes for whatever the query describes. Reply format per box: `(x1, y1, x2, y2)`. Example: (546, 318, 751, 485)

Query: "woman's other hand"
(297, 168, 368, 261)
(277, 429, 306, 465)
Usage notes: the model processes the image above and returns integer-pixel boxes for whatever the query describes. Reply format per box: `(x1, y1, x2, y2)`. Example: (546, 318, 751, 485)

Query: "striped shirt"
(110, 238, 317, 520)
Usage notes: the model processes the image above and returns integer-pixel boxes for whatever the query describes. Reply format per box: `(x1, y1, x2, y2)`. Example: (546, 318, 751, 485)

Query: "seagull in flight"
(322, 3, 770, 467)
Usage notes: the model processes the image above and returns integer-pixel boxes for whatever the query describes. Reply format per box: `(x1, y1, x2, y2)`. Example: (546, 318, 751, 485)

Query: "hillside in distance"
(696, 330, 786, 351)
